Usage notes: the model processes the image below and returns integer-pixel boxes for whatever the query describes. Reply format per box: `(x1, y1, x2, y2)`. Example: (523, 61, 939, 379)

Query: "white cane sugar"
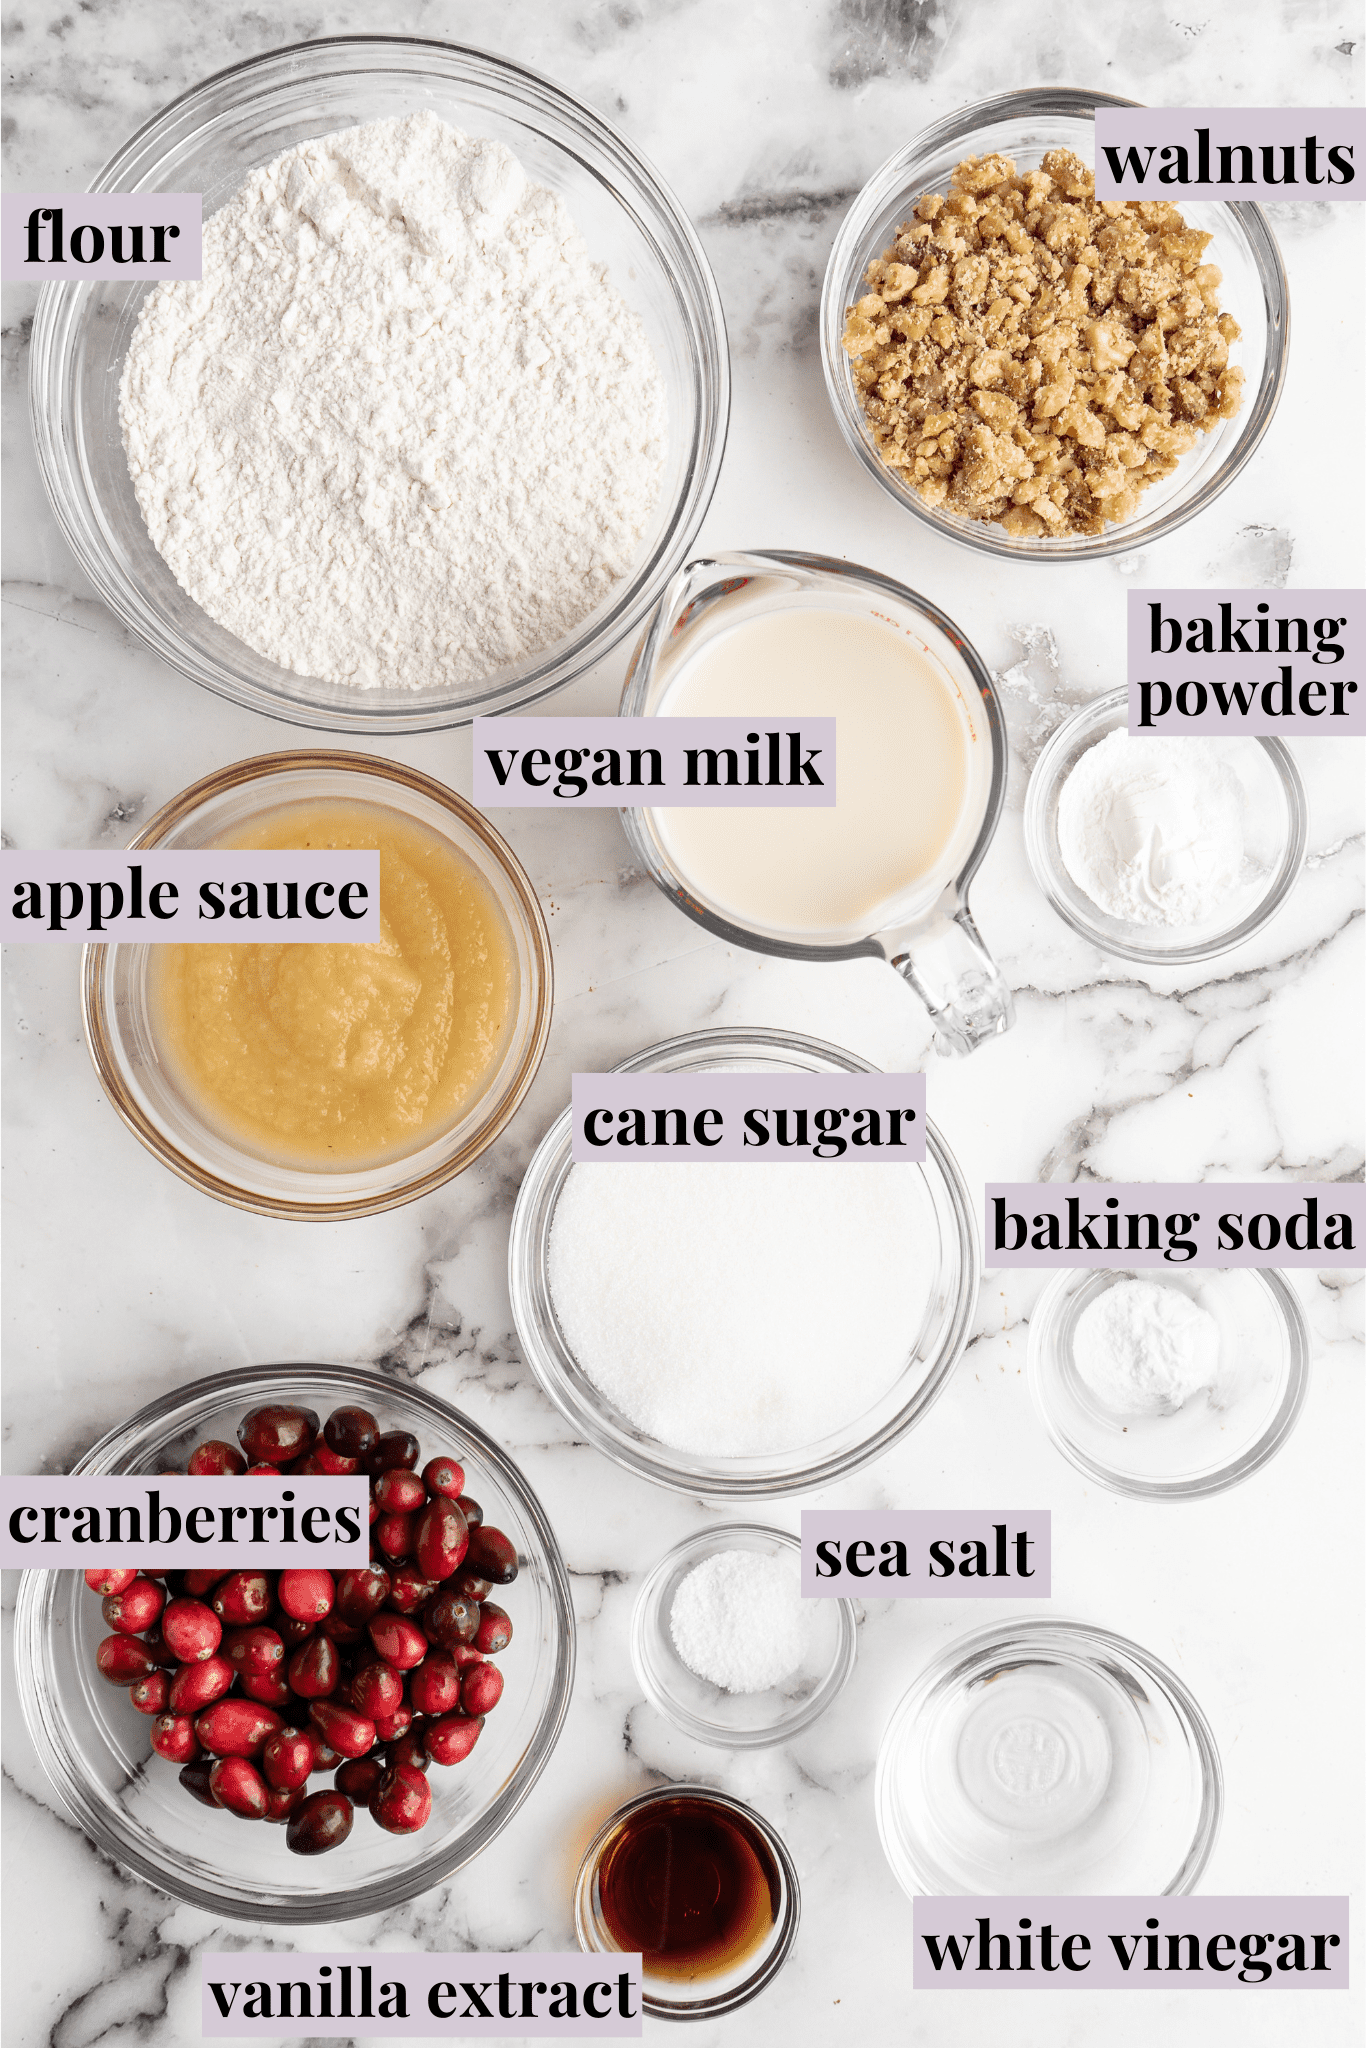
(546, 1161, 935, 1456)
(670, 1550, 812, 1694)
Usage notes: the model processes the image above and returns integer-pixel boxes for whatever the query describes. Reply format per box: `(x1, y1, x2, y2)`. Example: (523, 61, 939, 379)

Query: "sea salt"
(670, 1550, 812, 1694)
(546, 1161, 936, 1456)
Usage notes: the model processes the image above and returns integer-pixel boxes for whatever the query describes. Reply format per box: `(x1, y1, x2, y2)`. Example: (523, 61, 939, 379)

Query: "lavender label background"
(2, 192, 202, 280)
(1126, 589, 1363, 734)
(913, 1897, 1349, 1990)
(0, 1476, 370, 1569)
(472, 716, 836, 807)
(1093, 109, 1365, 199)
(571, 1071, 925, 1163)
(201, 1954, 643, 2037)
(986, 1183, 1363, 1267)
(801, 1510, 1050, 1597)
(1, 850, 380, 942)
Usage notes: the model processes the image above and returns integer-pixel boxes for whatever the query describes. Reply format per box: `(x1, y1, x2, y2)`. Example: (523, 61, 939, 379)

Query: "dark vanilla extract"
(595, 1794, 781, 1984)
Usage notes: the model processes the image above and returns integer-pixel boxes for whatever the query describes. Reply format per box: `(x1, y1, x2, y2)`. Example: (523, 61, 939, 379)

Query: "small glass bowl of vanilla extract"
(574, 1785, 800, 2019)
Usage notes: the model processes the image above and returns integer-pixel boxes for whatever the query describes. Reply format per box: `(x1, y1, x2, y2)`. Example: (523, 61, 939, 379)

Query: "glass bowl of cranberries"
(11, 1363, 575, 1922)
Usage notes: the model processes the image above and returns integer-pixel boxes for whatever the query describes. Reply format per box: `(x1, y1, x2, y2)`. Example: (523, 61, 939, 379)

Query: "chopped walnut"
(841, 149, 1244, 538)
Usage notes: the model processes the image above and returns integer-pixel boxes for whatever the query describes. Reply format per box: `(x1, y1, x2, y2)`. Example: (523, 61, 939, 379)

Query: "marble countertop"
(2, 3, 1362, 2044)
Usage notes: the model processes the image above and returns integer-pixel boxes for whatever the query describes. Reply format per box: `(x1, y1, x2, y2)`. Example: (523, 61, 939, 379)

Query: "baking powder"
(1056, 729, 1247, 926)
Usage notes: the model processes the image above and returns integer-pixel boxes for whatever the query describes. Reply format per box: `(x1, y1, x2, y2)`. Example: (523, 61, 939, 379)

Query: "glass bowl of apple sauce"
(82, 752, 552, 1218)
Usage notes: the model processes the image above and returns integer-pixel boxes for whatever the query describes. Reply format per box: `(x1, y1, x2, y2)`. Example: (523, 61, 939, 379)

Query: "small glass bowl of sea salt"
(632, 1526, 856, 1748)
(1027, 1266, 1311, 1500)
(1023, 688, 1307, 965)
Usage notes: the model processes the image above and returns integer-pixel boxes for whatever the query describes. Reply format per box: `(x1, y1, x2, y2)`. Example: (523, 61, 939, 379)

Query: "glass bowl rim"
(27, 31, 731, 734)
(11, 1359, 577, 1923)
(507, 1025, 981, 1499)
(629, 1522, 857, 1748)
(573, 1780, 801, 2019)
(874, 1614, 1224, 1898)
(80, 749, 554, 1220)
(1025, 1262, 1312, 1499)
(1021, 686, 1308, 963)
(819, 84, 1290, 564)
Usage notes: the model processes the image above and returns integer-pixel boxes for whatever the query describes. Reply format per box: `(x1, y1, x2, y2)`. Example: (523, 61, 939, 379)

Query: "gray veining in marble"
(2, 2, 1363, 2044)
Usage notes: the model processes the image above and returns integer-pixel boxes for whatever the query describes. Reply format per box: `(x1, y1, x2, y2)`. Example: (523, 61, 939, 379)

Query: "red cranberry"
(102, 1577, 165, 1635)
(385, 1564, 436, 1616)
(239, 1669, 294, 1707)
(286, 1788, 354, 1856)
(261, 1726, 315, 1793)
(374, 1468, 427, 1513)
(335, 1755, 384, 1805)
(323, 1405, 380, 1462)
(277, 1569, 335, 1622)
(180, 1568, 230, 1596)
(455, 1496, 483, 1529)
(223, 1625, 285, 1679)
(178, 1758, 220, 1808)
(237, 1403, 318, 1464)
(211, 1571, 272, 1626)
(307, 1732, 343, 1774)
(374, 1511, 416, 1562)
(308, 1439, 359, 1475)
(365, 1430, 420, 1476)
(371, 1761, 431, 1835)
(461, 1662, 504, 1716)
(367, 1613, 427, 1670)
(265, 1782, 306, 1822)
(474, 1603, 513, 1655)
(168, 1654, 234, 1713)
(129, 1671, 171, 1715)
(349, 1661, 404, 1720)
(210, 1756, 270, 1819)
(409, 1652, 462, 1719)
(308, 1699, 376, 1759)
(333, 1567, 390, 1625)
(273, 1610, 318, 1648)
(287, 1634, 342, 1700)
(160, 1597, 222, 1663)
(388, 1726, 431, 1773)
(318, 1615, 366, 1646)
(465, 1525, 518, 1586)
(415, 1498, 469, 1583)
(84, 1566, 137, 1596)
(95, 1634, 159, 1684)
(423, 1587, 480, 1650)
(187, 1439, 247, 1477)
(151, 1712, 201, 1763)
(373, 1704, 414, 1743)
(422, 1456, 465, 1500)
(426, 1713, 484, 1766)
(194, 1699, 283, 1758)
(139, 1623, 182, 1669)
(450, 1568, 493, 1604)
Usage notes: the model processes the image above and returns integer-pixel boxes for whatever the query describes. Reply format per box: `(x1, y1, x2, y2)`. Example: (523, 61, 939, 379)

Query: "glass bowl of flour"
(1027, 1265, 1311, 1499)
(507, 1028, 980, 1498)
(631, 1525, 856, 1748)
(29, 37, 728, 731)
(1023, 688, 1307, 963)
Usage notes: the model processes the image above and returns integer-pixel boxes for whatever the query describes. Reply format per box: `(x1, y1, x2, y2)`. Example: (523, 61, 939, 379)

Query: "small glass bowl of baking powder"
(631, 1525, 856, 1749)
(1027, 1265, 1311, 1500)
(29, 36, 728, 733)
(821, 87, 1288, 563)
(1023, 688, 1307, 963)
(876, 1619, 1222, 1896)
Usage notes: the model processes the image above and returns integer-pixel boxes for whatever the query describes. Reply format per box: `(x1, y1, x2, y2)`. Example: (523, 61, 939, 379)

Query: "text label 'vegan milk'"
(651, 607, 975, 938)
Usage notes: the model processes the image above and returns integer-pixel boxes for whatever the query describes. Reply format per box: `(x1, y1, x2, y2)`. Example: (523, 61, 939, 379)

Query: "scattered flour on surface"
(120, 111, 667, 691)
(670, 1550, 812, 1694)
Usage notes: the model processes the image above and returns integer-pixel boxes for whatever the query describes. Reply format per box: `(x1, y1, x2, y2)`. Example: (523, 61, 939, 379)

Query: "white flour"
(1056, 729, 1247, 926)
(1072, 1279, 1221, 1416)
(120, 112, 666, 691)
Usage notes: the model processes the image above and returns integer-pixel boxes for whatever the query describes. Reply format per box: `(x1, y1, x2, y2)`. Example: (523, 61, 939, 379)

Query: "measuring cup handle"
(886, 889, 1015, 1057)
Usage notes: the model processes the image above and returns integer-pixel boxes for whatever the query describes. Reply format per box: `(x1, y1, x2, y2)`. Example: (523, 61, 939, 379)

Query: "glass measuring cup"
(618, 550, 1014, 1055)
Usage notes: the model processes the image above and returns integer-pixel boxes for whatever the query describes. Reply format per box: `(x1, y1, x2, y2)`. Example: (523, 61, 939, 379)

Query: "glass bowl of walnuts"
(820, 88, 1288, 561)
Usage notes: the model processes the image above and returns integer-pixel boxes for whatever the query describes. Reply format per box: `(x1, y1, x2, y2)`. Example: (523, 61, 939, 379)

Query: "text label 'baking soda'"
(1, 850, 380, 943)
(1127, 590, 1363, 735)
(1092, 109, 1364, 201)
(913, 1897, 1349, 1991)
(0, 1476, 370, 1570)
(801, 1511, 1051, 1598)
(986, 1183, 1362, 1267)
(472, 717, 836, 807)
(2, 192, 202, 281)
(201, 1954, 643, 2037)
(570, 1071, 925, 1164)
